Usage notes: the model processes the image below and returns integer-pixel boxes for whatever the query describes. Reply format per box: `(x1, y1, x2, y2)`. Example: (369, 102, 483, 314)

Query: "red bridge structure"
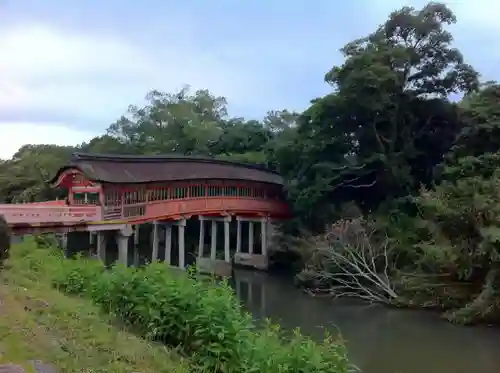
(1, 153, 290, 271)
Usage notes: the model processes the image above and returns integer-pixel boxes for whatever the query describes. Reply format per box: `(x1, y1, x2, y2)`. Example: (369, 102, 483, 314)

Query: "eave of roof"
(49, 152, 284, 186)
(70, 152, 279, 174)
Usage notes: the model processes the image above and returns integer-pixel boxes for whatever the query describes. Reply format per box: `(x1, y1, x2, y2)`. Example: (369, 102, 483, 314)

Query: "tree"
(106, 87, 227, 155)
(0, 215, 11, 269)
(0, 145, 75, 203)
(283, 2, 478, 230)
(1, 1, 500, 325)
(80, 135, 131, 154)
(0, 87, 285, 203)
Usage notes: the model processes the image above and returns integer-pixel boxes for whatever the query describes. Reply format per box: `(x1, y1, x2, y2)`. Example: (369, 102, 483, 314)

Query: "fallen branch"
(301, 219, 400, 304)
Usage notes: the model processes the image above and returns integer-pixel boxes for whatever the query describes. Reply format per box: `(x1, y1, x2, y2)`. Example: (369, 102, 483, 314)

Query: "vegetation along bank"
(1, 236, 353, 372)
(1, 2, 500, 325)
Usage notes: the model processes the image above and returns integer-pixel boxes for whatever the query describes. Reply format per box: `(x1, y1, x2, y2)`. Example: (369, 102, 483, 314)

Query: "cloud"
(0, 122, 97, 160)
(0, 1, 499, 160)
(0, 24, 150, 158)
(0, 25, 148, 121)
(0, 21, 284, 158)
(448, 0, 500, 29)
(0, 23, 267, 120)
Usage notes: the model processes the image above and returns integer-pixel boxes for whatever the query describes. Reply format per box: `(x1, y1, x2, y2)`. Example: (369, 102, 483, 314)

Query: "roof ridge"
(71, 152, 280, 174)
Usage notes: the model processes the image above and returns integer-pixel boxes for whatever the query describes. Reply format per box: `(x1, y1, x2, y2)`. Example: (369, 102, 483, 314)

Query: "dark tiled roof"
(49, 153, 284, 185)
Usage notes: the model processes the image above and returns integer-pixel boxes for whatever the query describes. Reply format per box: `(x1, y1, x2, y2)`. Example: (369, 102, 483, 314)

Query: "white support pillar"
(133, 225, 140, 267)
(178, 219, 186, 269)
(61, 232, 69, 258)
(260, 282, 266, 317)
(164, 224, 172, 265)
(210, 220, 217, 260)
(151, 221, 159, 262)
(236, 279, 241, 298)
(61, 232, 68, 250)
(236, 219, 242, 253)
(198, 218, 205, 258)
(248, 281, 253, 303)
(89, 231, 96, 256)
(117, 225, 133, 266)
(261, 217, 268, 256)
(96, 231, 106, 263)
(224, 217, 230, 262)
(248, 222, 254, 254)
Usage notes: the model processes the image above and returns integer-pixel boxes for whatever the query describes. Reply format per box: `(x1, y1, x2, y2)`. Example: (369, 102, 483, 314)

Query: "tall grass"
(10, 236, 352, 373)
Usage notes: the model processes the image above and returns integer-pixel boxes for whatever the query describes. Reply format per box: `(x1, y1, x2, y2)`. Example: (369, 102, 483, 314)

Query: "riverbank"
(0, 257, 189, 372)
(3, 237, 353, 373)
(233, 267, 500, 373)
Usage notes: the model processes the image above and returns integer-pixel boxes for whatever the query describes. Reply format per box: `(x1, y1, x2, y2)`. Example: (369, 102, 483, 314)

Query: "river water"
(232, 269, 500, 373)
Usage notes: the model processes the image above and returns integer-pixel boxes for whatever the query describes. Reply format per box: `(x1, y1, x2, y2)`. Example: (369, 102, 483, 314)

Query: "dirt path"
(0, 361, 57, 373)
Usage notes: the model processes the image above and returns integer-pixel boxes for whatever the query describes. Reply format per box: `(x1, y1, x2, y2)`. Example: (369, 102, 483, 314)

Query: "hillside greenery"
(3, 237, 352, 373)
(1, 239, 190, 372)
(3, 2, 500, 324)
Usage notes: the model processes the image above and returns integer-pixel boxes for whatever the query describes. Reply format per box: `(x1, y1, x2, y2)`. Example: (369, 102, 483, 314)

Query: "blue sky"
(0, 0, 498, 158)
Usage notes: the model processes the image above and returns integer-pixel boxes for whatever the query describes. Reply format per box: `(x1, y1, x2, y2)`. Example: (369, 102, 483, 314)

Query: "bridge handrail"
(0, 204, 98, 210)
(0, 205, 98, 215)
(0, 204, 102, 225)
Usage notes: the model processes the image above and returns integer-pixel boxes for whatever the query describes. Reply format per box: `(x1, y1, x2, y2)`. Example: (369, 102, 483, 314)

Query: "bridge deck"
(0, 196, 289, 233)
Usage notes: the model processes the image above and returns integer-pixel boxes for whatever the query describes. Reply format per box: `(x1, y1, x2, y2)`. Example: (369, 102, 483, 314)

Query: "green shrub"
(7, 236, 63, 281)
(0, 214, 11, 269)
(52, 255, 105, 295)
(33, 233, 59, 249)
(17, 239, 352, 373)
(239, 322, 350, 373)
(86, 263, 256, 371)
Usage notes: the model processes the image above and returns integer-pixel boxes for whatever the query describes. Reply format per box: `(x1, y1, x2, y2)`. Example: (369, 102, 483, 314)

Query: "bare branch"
(298, 218, 400, 304)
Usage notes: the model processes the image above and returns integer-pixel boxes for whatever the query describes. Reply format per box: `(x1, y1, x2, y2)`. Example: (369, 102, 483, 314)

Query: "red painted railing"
(0, 196, 290, 230)
(0, 205, 102, 225)
(122, 197, 289, 223)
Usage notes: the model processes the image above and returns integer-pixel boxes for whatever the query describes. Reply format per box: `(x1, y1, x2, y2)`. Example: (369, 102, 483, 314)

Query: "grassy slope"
(0, 244, 190, 373)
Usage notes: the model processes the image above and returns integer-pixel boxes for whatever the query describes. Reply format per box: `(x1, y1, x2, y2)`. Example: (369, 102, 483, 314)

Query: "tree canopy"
(3, 2, 500, 324)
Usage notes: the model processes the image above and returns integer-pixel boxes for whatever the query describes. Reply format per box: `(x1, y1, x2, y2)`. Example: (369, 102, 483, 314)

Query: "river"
(232, 268, 500, 373)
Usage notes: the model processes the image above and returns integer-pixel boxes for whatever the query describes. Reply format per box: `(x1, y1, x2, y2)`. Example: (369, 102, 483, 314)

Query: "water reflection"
(233, 269, 500, 373)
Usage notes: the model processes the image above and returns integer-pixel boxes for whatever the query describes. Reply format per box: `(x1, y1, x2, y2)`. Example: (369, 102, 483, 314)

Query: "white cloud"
(448, 0, 500, 28)
(0, 22, 275, 159)
(1, 1, 498, 161)
(0, 122, 97, 160)
(0, 24, 152, 121)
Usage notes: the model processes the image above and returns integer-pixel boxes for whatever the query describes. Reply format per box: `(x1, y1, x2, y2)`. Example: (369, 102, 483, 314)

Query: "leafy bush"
(7, 236, 63, 281)
(52, 255, 105, 295)
(414, 170, 500, 324)
(0, 214, 11, 269)
(33, 233, 59, 249)
(239, 323, 350, 373)
(15, 238, 351, 373)
(84, 263, 256, 371)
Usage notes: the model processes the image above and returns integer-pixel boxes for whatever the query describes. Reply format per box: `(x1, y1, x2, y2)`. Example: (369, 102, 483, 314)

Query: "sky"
(0, 0, 499, 159)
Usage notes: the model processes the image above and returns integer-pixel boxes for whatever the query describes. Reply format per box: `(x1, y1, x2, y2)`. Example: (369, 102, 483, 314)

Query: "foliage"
(408, 82, 500, 323)
(0, 87, 296, 204)
(2, 2, 500, 324)
(0, 214, 11, 268)
(14, 237, 352, 373)
(281, 2, 477, 227)
(3, 239, 190, 373)
(0, 145, 74, 203)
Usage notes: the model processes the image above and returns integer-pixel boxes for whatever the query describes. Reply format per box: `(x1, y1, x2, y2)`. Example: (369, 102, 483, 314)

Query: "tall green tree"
(0, 145, 74, 202)
(284, 2, 478, 230)
(414, 82, 500, 324)
(107, 87, 227, 155)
